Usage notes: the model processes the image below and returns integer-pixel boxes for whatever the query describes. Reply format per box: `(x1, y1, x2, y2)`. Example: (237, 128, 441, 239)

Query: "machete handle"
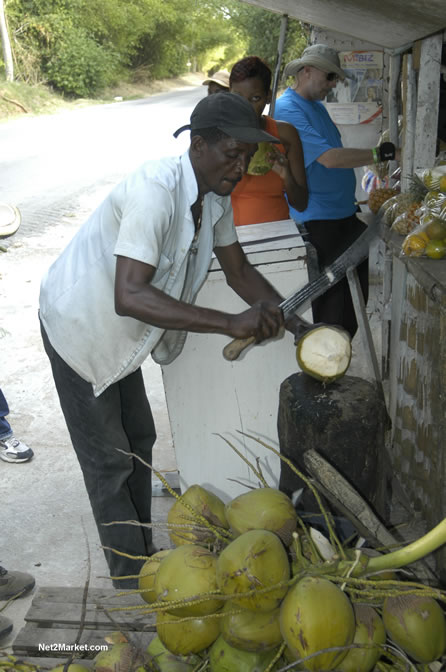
(223, 335, 256, 361)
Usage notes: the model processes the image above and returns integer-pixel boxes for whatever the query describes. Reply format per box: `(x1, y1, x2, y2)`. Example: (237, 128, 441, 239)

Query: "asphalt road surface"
(0, 85, 204, 238)
(0, 85, 205, 623)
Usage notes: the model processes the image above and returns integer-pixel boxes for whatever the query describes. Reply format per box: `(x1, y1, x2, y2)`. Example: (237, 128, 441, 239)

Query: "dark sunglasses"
(326, 72, 339, 82)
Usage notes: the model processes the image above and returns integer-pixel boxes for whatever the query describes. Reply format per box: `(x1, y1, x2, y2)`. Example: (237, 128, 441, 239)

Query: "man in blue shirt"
(274, 44, 399, 337)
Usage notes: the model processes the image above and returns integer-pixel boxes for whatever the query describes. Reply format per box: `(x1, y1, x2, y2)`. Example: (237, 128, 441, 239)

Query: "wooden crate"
(12, 586, 156, 660)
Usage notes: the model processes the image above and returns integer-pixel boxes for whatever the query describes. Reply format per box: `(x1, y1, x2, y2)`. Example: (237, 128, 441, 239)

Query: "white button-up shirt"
(39, 151, 237, 396)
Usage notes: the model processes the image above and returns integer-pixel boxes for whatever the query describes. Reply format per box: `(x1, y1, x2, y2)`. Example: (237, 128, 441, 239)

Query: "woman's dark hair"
(230, 56, 272, 93)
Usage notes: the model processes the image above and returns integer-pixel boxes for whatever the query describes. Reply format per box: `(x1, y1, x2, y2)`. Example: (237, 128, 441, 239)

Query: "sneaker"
(0, 567, 35, 601)
(0, 614, 13, 641)
(0, 435, 34, 463)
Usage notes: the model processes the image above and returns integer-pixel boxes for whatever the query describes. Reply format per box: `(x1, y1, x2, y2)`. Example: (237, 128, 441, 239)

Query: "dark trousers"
(0, 388, 12, 439)
(40, 322, 157, 588)
(303, 214, 369, 338)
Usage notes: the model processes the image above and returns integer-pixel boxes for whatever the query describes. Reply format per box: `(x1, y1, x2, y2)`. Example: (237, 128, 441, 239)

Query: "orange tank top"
(231, 116, 289, 226)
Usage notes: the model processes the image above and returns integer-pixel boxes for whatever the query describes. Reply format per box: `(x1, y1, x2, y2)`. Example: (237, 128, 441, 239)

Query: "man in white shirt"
(39, 93, 310, 587)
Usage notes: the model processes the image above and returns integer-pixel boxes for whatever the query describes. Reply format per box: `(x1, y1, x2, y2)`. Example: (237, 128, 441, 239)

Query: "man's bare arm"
(114, 255, 283, 342)
(214, 241, 312, 339)
(317, 146, 401, 170)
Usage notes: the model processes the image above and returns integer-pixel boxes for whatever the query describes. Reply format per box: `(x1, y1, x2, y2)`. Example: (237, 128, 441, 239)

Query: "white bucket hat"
(283, 44, 349, 81)
(202, 70, 230, 89)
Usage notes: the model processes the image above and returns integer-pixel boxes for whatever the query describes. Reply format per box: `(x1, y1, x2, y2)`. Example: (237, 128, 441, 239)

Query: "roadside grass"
(0, 72, 204, 123)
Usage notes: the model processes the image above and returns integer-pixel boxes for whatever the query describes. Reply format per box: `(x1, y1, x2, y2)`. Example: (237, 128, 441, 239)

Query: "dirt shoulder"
(0, 71, 205, 122)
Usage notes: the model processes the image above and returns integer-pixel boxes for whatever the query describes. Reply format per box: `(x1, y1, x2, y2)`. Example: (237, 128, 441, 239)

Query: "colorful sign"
(339, 51, 384, 69)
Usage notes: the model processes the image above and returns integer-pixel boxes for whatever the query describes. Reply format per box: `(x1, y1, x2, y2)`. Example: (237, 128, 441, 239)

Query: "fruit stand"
(236, 0, 446, 581)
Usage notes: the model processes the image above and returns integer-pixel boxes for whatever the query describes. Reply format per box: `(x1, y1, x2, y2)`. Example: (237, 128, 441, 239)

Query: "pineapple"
(384, 175, 429, 226)
(367, 187, 398, 214)
(391, 202, 422, 235)
(408, 173, 429, 202)
(384, 193, 415, 225)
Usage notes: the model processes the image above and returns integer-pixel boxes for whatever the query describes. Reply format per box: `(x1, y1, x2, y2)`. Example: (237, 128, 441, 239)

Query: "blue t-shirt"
(274, 88, 357, 223)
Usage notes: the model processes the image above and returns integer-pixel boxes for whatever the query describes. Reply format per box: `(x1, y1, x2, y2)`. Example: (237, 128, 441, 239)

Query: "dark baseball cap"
(173, 92, 279, 144)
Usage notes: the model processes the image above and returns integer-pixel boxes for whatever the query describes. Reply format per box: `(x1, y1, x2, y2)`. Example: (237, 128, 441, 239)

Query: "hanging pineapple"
(391, 201, 422, 235)
(367, 187, 399, 214)
(384, 174, 428, 226)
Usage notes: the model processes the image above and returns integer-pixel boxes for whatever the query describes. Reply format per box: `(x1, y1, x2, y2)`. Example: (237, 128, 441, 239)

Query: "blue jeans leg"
(0, 388, 12, 440)
(40, 323, 157, 588)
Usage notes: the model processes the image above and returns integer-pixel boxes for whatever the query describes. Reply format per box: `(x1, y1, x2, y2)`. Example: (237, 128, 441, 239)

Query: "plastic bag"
(381, 192, 419, 227)
(391, 202, 422, 235)
(401, 192, 446, 258)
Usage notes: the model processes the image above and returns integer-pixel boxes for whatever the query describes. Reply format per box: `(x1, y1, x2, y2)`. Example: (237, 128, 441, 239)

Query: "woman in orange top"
(230, 56, 308, 226)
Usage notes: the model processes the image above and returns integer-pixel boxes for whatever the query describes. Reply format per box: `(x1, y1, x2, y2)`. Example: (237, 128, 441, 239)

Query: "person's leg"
(0, 388, 12, 440)
(119, 372, 156, 558)
(304, 215, 368, 338)
(0, 388, 34, 463)
(40, 323, 157, 588)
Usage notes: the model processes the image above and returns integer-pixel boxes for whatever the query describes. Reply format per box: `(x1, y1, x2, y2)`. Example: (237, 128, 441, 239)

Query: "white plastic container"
(161, 219, 313, 501)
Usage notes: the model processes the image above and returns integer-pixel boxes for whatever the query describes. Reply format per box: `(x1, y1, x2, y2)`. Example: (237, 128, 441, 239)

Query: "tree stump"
(278, 372, 392, 523)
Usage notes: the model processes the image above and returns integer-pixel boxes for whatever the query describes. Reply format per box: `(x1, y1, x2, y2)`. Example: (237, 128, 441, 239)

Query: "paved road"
(0, 85, 204, 238)
(0, 85, 205, 615)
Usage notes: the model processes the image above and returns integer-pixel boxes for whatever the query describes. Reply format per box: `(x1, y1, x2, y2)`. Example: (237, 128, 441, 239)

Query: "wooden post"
(270, 14, 288, 116)
(401, 52, 417, 190)
(413, 33, 443, 170)
(388, 53, 401, 181)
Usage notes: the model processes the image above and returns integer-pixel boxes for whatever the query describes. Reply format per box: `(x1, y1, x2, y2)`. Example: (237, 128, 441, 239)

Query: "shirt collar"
(180, 151, 199, 207)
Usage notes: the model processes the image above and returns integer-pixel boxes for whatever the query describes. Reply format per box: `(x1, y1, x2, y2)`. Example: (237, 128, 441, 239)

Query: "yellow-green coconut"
(138, 549, 172, 604)
(382, 593, 446, 663)
(220, 602, 282, 652)
(280, 576, 355, 671)
(146, 636, 202, 671)
(225, 487, 297, 545)
(154, 543, 223, 617)
(337, 604, 386, 672)
(167, 484, 229, 547)
(209, 635, 280, 672)
(156, 610, 220, 656)
(216, 529, 290, 612)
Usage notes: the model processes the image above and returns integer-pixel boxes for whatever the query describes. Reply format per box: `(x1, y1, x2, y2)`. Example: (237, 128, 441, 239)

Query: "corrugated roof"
(238, 0, 446, 49)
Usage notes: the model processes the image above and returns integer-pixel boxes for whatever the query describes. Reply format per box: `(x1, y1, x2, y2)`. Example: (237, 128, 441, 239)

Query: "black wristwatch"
(378, 142, 396, 162)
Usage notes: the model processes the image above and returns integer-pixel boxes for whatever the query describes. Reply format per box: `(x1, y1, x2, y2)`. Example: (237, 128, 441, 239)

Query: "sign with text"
(327, 51, 384, 107)
(340, 51, 384, 69)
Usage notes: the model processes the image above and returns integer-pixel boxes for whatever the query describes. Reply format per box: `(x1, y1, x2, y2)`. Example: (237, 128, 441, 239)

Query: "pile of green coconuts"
(96, 478, 446, 672)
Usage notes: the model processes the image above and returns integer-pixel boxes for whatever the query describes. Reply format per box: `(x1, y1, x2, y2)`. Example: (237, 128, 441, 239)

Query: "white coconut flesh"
(297, 326, 352, 381)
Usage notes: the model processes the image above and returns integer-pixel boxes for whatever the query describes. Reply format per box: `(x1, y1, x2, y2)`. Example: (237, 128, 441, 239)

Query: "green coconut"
(337, 605, 386, 672)
(216, 528, 290, 612)
(296, 325, 352, 383)
(146, 639, 201, 671)
(382, 593, 446, 663)
(167, 484, 229, 547)
(139, 550, 172, 604)
(225, 487, 297, 545)
(154, 543, 223, 617)
(156, 610, 220, 656)
(247, 142, 274, 176)
(94, 643, 144, 672)
(279, 576, 355, 671)
(146, 636, 202, 671)
(220, 601, 282, 652)
(52, 666, 89, 672)
(209, 634, 280, 672)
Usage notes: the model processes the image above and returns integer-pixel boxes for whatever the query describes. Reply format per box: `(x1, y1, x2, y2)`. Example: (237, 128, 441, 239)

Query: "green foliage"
(2, 0, 309, 98)
(44, 29, 118, 96)
(229, 2, 309, 74)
